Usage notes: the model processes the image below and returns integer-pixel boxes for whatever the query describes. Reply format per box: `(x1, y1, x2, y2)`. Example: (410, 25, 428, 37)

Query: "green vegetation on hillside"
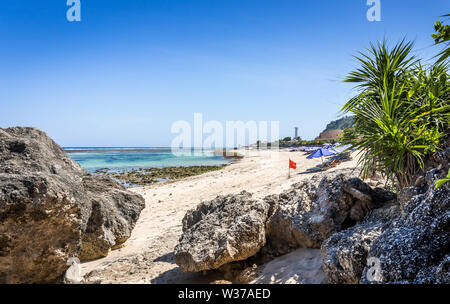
(323, 116, 355, 131)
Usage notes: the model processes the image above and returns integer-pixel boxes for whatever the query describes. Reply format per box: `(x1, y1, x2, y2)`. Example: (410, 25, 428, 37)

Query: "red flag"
(289, 159, 297, 170)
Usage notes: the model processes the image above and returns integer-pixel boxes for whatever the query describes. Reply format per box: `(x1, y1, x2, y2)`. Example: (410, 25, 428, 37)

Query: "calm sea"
(64, 147, 231, 172)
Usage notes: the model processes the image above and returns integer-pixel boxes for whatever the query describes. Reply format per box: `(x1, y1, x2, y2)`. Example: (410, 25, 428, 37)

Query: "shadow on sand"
(150, 252, 226, 284)
(153, 252, 175, 264)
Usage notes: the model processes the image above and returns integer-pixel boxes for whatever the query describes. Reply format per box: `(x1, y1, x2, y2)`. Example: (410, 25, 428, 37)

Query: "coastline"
(81, 149, 362, 283)
(76, 148, 245, 187)
(92, 165, 230, 187)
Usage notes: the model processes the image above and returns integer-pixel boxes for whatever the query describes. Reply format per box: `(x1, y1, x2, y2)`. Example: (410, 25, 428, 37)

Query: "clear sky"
(0, 0, 448, 146)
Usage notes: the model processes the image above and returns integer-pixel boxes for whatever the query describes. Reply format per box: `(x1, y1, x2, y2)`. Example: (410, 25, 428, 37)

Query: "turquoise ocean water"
(65, 147, 231, 172)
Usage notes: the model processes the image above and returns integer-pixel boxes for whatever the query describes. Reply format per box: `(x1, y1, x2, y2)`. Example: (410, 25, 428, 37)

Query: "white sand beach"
(82, 149, 362, 283)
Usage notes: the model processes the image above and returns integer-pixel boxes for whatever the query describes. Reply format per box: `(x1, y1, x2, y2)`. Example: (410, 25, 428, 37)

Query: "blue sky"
(0, 0, 448, 146)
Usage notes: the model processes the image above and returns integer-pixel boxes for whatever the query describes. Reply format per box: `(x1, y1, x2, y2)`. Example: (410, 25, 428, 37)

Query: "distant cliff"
(323, 116, 354, 132)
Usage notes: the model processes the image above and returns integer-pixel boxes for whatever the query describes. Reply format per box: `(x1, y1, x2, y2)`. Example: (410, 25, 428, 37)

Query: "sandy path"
(81, 149, 360, 283)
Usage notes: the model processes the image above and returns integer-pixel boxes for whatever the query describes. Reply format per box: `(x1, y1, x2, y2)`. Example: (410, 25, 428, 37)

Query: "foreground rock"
(321, 148, 450, 284)
(174, 191, 272, 272)
(80, 176, 145, 260)
(321, 202, 399, 283)
(361, 167, 449, 284)
(265, 175, 395, 255)
(174, 172, 395, 276)
(0, 127, 145, 283)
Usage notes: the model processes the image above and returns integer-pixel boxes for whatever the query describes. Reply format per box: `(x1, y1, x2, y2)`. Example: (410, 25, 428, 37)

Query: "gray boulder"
(360, 166, 449, 284)
(321, 203, 399, 283)
(320, 153, 449, 284)
(80, 175, 145, 260)
(0, 127, 145, 283)
(174, 191, 272, 272)
(173, 172, 396, 275)
(265, 174, 395, 255)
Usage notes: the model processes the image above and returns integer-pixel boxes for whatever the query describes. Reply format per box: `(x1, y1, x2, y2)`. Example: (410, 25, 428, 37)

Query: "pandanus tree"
(432, 14, 450, 64)
(341, 40, 449, 188)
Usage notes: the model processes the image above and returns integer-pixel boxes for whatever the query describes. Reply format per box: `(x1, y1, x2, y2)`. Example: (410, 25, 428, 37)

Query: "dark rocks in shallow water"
(98, 166, 226, 187)
(0, 127, 145, 283)
(174, 191, 272, 272)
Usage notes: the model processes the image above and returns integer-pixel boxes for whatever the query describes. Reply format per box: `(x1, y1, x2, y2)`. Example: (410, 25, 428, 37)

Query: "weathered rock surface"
(80, 175, 145, 260)
(321, 149, 449, 284)
(174, 172, 395, 277)
(265, 174, 395, 254)
(174, 191, 272, 272)
(360, 166, 449, 284)
(0, 127, 145, 283)
(321, 203, 399, 283)
(173, 146, 448, 284)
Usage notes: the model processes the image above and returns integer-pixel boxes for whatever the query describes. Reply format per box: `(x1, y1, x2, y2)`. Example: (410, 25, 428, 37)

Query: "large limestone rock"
(0, 127, 145, 283)
(174, 191, 272, 272)
(320, 150, 449, 284)
(360, 166, 449, 284)
(174, 173, 395, 275)
(321, 203, 399, 283)
(265, 174, 395, 254)
(80, 175, 145, 260)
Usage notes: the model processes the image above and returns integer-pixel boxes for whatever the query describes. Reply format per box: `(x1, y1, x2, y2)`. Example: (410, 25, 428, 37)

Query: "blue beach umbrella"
(307, 147, 339, 159)
(332, 144, 353, 153)
(306, 147, 339, 164)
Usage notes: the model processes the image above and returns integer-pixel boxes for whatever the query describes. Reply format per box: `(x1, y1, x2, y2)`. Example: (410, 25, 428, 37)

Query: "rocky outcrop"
(321, 149, 449, 284)
(265, 175, 395, 255)
(360, 167, 449, 284)
(174, 149, 448, 284)
(174, 173, 395, 275)
(0, 127, 145, 283)
(321, 203, 399, 283)
(80, 175, 145, 260)
(174, 191, 272, 272)
(316, 129, 343, 141)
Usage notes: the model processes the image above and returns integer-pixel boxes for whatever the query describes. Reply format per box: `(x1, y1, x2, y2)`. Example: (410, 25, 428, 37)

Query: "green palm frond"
(436, 169, 450, 188)
(341, 40, 449, 188)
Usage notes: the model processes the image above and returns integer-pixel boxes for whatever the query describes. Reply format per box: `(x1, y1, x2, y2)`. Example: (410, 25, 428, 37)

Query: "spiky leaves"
(341, 40, 449, 188)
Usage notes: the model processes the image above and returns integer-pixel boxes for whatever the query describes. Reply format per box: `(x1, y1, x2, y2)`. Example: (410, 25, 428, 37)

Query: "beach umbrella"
(333, 144, 353, 153)
(306, 147, 339, 163)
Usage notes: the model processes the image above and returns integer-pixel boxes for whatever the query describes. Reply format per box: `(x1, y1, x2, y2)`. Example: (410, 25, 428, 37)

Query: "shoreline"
(92, 165, 231, 187)
(86, 152, 244, 187)
(81, 149, 362, 283)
